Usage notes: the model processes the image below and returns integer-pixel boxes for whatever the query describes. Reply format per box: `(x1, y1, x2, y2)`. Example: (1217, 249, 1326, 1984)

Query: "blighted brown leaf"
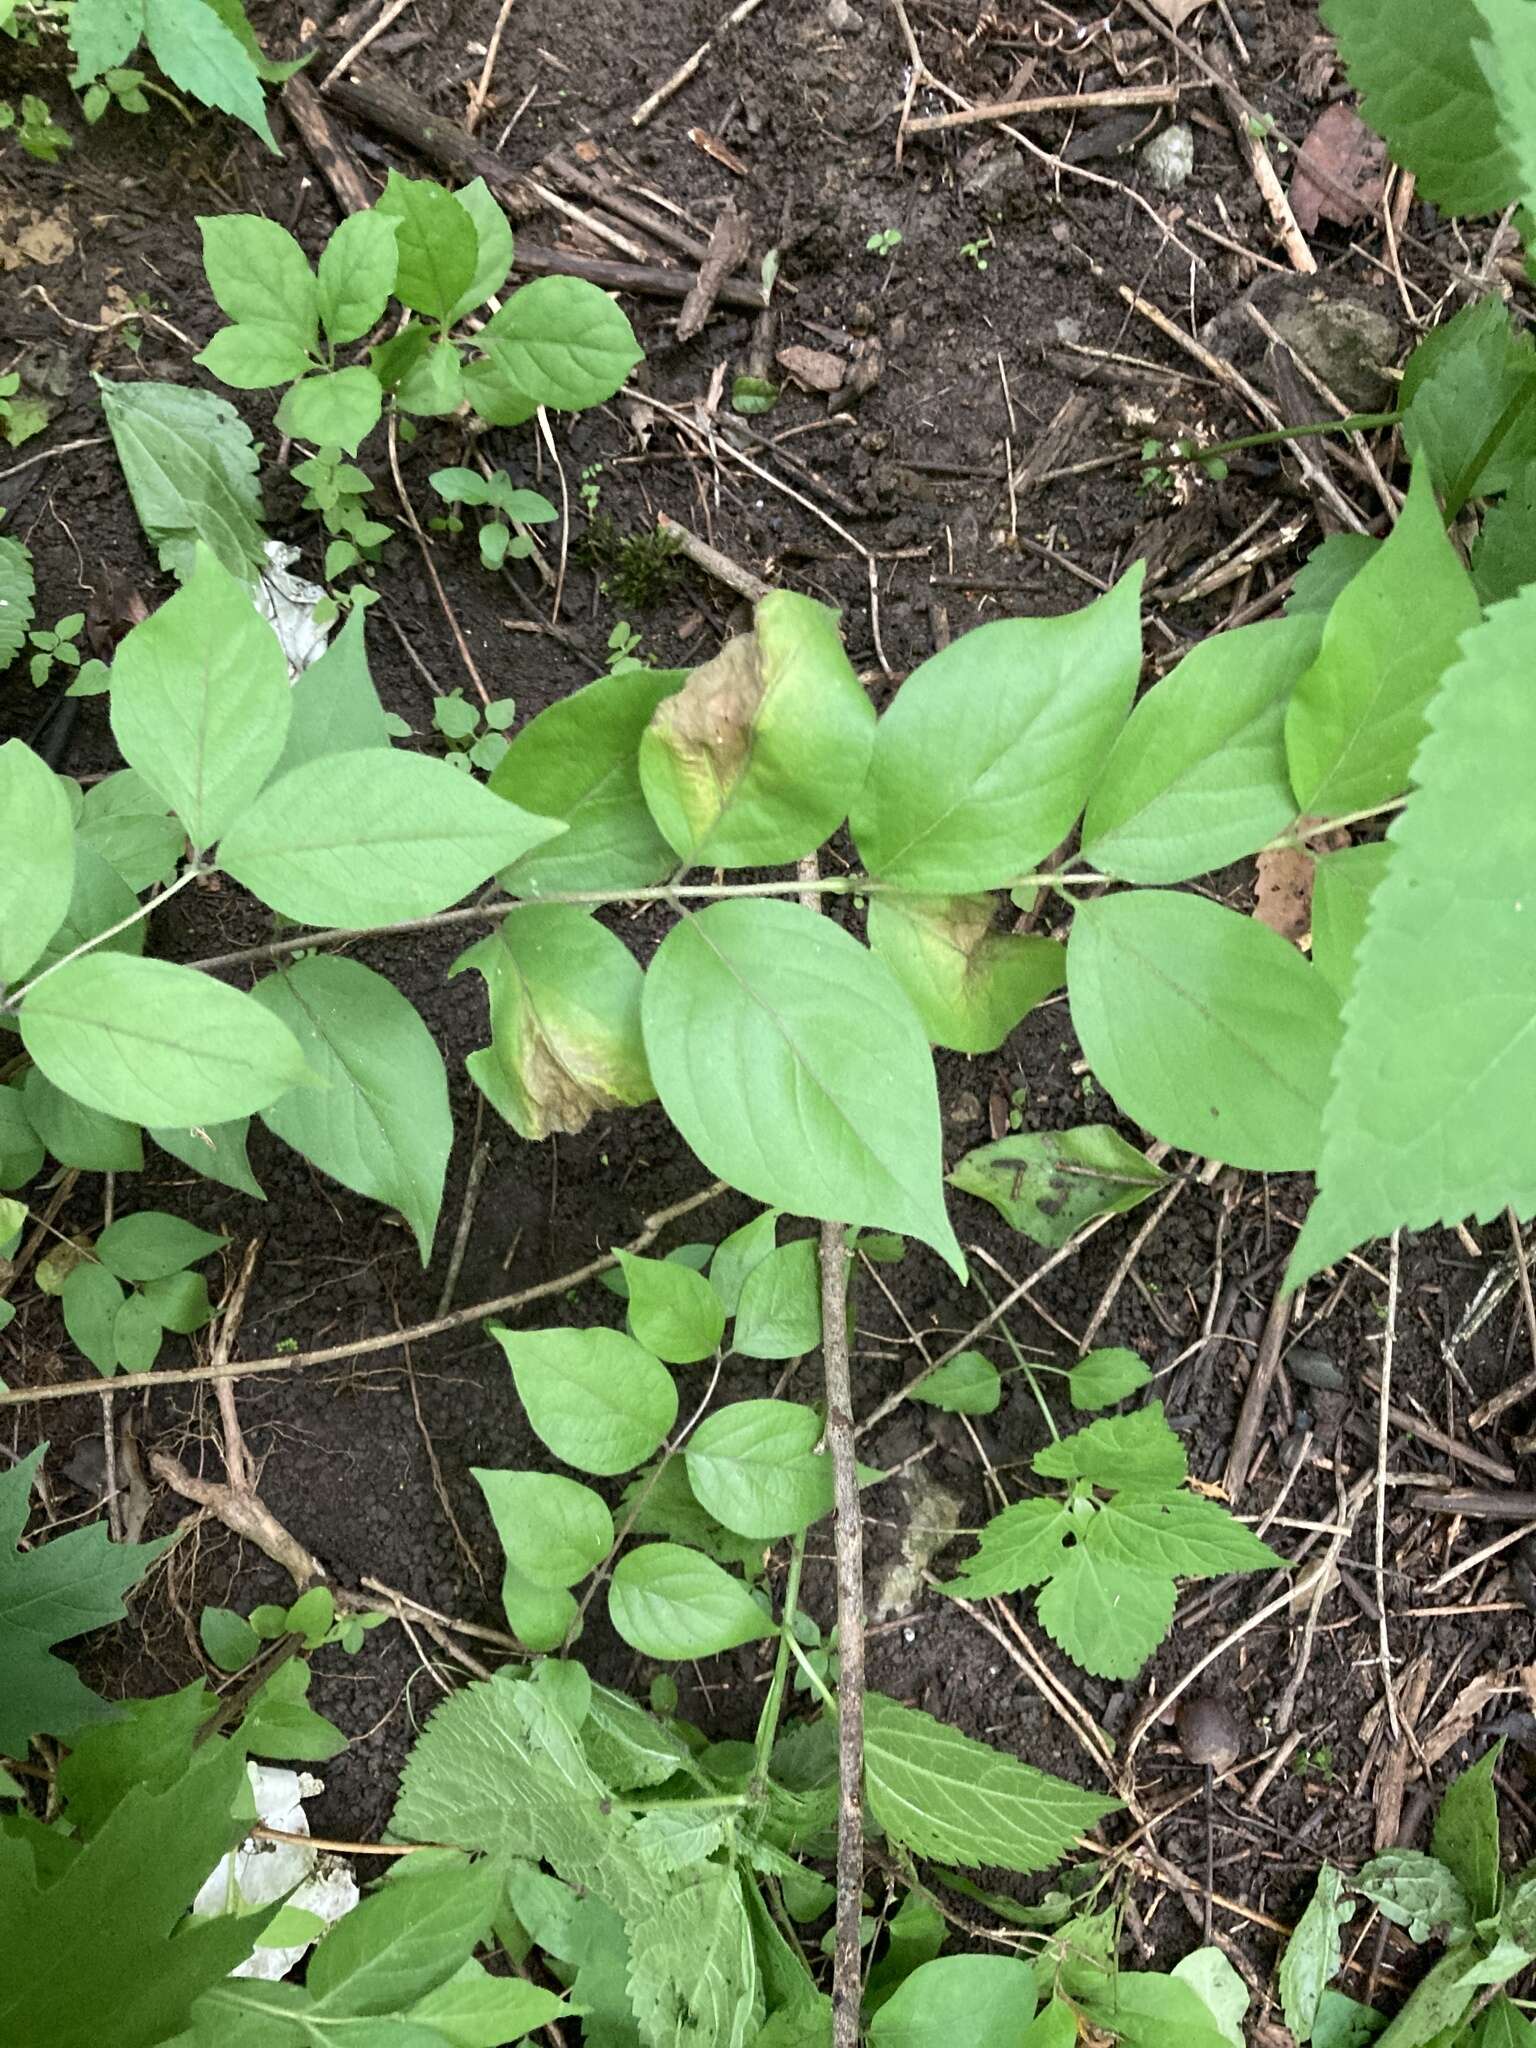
(1289, 103, 1386, 233)
(777, 345, 844, 394)
(645, 633, 764, 846)
(1254, 845, 1316, 943)
(0, 206, 75, 271)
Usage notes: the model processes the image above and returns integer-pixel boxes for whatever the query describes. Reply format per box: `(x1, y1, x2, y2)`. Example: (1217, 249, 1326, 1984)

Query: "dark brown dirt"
(4, 0, 1535, 2022)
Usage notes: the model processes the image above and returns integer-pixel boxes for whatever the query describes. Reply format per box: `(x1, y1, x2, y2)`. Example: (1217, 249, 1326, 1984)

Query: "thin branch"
(820, 1218, 864, 2048)
(1375, 1231, 1402, 1741)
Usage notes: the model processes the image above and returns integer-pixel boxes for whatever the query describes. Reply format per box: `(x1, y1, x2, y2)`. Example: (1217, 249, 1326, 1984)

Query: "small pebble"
(827, 0, 863, 31)
(1141, 122, 1195, 192)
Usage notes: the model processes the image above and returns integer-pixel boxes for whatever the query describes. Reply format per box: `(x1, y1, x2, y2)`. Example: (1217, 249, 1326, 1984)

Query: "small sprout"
(866, 227, 903, 257)
(961, 230, 994, 271)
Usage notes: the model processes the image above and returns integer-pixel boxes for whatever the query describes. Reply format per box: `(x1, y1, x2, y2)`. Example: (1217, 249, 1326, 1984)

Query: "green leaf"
(1281, 1864, 1355, 2044)
(0, 1444, 169, 1748)
(622, 1456, 765, 1577)
(1021, 2000, 1079, 2048)
(200, 1604, 260, 1670)
(1292, 585, 1536, 1280)
(642, 899, 963, 1277)
(1369, 1943, 1478, 2048)
(476, 274, 643, 410)
(68, 0, 143, 80)
(581, 1681, 694, 1789)
(851, 567, 1143, 891)
(1034, 1403, 1187, 1490)
(54, 1678, 211, 1832)
(446, 177, 515, 322)
(275, 367, 384, 456)
(943, 1497, 1083, 1597)
(461, 354, 540, 428)
(948, 1125, 1169, 1247)
(62, 1260, 126, 1374)
(377, 171, 479, 319)
(194, 321, 312, 390)
(473, 1469, 613, 1589)
(199, 214, 315, 340)
(685, 1399, 834, 1538)
(638, 593, 875, 866)
(317, 207, 399, 347)
(1089, 1491, 1279, 1576)
(0, 1743, 263, 2048)
(273, 603, 391, 778)
(490, 1568, 572, 1652)
(616, 1249, 725, 1364)
(1474, 457, 1536, 604)
(141, 1270, 213, 1333)
(911, 1350, 1000, 1414)
(397, 338, 466, 418)
(1287, 531, 1382, 617)
(1035, 1542, 1175, 1679)
(0, 1082, 44, 1188)
(609, 1542, 774, 1659)
(79, 769, 184, 892)
(0, 533, 36, 669)
(1399, 296, 1536, 505)
(96, 1209, 226, 1282)
(708, 1208, 779, 1315)
(1321, 0, 1516, 215)
(1079, 1972, 1238, 2048)
(0, 740, 74, 985)
(240, 1656, 346, 1761)
(1354, 1850, 1473, 1945)
(97, 375, 266, 581)
(145, 0, 276, 146)
(489, 666, 684, 892)
(219, 749, 563, 927)
(1067, 890, 1341, 1172)
(1477, 1998, 1536, 2048)
(408, 1960, 572, 2046)
(1432, 1741, 1503, 1921)
(108, 549, 290, 847)
(868, 1955, 1038, 2047)
(867, 892, 1065, 1053)
(1286, 463, 1482, 816)
(28, 842, 145, 987)
(1312, 1989, 1387, 2048)
(1067, 1347, 1152, 1411)
(1081, 613, 1321, 883)
(21, 954, 312, 1127)
(1310, 842, 1392, 1004)
(22, 1067, 142, 1173)
(862, 1692, 1118, 1874)
(150, 1118, 264, 1200)
(492, 1324, 678, 1474)
(452, 905, 653, 1142)
(251, 954, 451, 1262)
(307, 1862, 500, 2016)
(731, 1237, 823, 1359)
(1171, 1947, 1250, 2048)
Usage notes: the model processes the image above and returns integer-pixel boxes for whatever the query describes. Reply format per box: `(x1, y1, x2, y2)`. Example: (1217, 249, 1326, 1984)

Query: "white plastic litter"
(254, 541, 332, 681)
(190, 1762, 360, 1980)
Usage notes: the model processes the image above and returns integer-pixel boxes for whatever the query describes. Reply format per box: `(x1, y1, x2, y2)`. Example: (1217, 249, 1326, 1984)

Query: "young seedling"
(866, 226, 903, 257)
(23, 612, 86, 690)
(432, 689, 517, 774)
(0, 373, 49, 449)
(0, 94, 70, 162)
(427, 466, 557, 573)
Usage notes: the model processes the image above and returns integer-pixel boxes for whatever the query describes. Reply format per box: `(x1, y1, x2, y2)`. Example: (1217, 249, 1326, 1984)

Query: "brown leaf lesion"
(647, 633, 764, 824)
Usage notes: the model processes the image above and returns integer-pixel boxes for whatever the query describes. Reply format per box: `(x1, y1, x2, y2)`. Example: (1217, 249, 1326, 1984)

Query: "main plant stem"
(820, 1218, 865, 2048)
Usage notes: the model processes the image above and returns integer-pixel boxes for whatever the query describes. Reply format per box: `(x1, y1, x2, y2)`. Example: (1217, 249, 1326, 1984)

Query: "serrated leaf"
(627, 1863, 763, 2048)
(1355, 1849, 1473, 1945)
(862, 1692, 1118, 1873)
(0, 1444, 169, 1748)
(685, 1399, 833, 1538)
(476, 274, 642, 410)
(1089, 1491, 1278, 1576)
(21, 955, 312, 1127)
(250, 954, 450, 1262)
(0, 533, 36, 669)
(1034, 1543, 1175, 1679)
(911, 1350, 1000, 1414)
(942, 1497, 1084, 1596)
(1067, 890, 1341, 1172)
(1081, 613, 1321, 883)
(616, 1249, 725, 1364)
(642, 900, 963, 1277)
(97, 375, 266, 581)
(581, 1681, 695, 1790)
(867, 892, 1065, 1053)
(377, 171, 479, 320)
(109, 546, 291, 848)
(1292, 585, 1536, 1280)
(1033, 1403, 1187, 1490)
(1322, 0, 1516, 215)
(489, 666, 684, 893)
(453, 905, 653, 1142)
(851, 568, 1143, 891)
(1432, 1741, 1503, 1921)
(732, 1237, 822, 1359)
(948, 1125, 1168, 1247)
(0, 740, 74, 985)
(868, 1955, 1039, 2047)
(492, 1324, 677, 1474)
(638, 592, 874, 867)
(317, 207, 399, 347)
(218, 749, 564, 928)
(1286, 464, 1482, 816)
(1067, 1347, 1152, 1411)
(1400, 296, 1536, 506)
(473, 1468, 613, 1589)
(609, 1544, 775, 1660)
(144, 0, 276, 148)
(1281, 1864, 1355, 2044)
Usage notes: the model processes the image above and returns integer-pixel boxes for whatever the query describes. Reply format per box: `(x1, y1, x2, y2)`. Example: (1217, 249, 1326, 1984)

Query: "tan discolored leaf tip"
(644, 633, 764, 848)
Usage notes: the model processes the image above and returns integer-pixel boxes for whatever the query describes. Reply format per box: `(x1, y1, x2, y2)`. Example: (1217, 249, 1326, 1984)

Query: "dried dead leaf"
(1290, 103, 1386, 233)
(1254, 845, 1316, 943)
(1422, 1665, 1536, 1766)
(776, 344, 845, 394)
(688, 128, 749, 177)
(0, 208, 75, 271)
(647, 635, 764, 836)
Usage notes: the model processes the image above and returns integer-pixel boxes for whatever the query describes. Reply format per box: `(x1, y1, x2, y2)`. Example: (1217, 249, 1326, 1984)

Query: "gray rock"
(827, 0, 863, 28)
(1272, 294, 1399, 410)
(1141, 122, 1195, 192)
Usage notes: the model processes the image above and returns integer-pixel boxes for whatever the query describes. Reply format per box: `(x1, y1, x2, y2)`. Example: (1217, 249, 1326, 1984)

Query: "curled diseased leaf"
(867, 891, 1065, 1053)
(453, 905, 654, 1141)
(948, 1125, 1168, 1247)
